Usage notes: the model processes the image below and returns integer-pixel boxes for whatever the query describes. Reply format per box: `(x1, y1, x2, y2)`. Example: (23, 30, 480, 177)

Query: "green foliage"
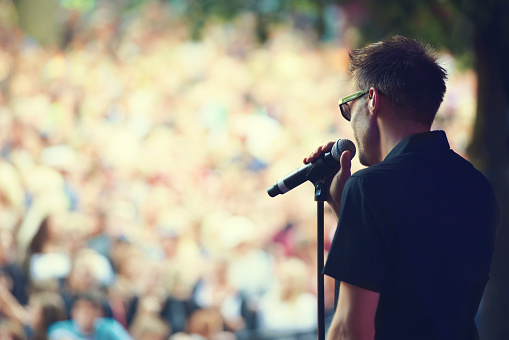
(167, 0, 324, 42)
(335, 0, 475, 67)
(162, 0, 478, 66)
(59, 0, 95, 12)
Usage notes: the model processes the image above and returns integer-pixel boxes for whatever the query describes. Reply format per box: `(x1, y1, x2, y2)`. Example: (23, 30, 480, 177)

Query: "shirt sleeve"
(323, 175, 393, 293)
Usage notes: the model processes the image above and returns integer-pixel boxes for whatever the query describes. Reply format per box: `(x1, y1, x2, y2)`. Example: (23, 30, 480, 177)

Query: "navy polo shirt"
(324, 131, 498, 340)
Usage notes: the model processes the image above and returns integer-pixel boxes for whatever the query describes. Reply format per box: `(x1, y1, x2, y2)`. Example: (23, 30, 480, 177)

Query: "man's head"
(342, 36, 447, 166)
(349, 35, 447, 127)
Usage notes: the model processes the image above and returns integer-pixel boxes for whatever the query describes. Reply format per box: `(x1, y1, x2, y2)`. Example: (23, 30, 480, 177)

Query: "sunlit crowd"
(0, 1, 477, 339)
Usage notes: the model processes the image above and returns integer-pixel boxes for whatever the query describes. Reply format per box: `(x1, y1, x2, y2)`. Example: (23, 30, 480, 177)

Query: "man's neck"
(379, 118, 430, 161)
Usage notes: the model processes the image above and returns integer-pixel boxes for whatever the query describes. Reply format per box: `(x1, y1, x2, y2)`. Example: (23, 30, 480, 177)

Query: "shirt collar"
(384, 130, 450, 161)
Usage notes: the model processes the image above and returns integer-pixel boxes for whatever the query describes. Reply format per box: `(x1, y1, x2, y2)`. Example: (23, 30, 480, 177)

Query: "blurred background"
(0, 0, 507, 339)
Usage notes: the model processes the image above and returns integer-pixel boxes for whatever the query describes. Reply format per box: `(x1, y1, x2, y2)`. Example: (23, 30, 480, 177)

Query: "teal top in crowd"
(48, 318, 133, 340)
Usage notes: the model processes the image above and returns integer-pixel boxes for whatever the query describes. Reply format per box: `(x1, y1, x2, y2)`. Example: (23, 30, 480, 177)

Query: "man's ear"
(368, 87, 380, 116)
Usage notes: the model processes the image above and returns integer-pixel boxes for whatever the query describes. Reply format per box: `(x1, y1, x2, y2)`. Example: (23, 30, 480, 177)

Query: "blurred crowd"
(0, 1, 477, 339)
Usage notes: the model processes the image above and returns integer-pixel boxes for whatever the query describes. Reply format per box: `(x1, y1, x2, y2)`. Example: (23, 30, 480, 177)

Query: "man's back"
(324, 131, 498, 339)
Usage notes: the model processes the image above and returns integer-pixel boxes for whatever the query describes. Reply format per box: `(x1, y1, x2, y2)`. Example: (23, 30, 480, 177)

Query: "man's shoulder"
(348, 161, 396, 185)
(341, 166, 387, 200)
(351, 148, 487, 184)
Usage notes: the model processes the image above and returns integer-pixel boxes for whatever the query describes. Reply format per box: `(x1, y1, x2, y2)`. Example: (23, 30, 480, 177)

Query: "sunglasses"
(338, 90, 367, 121)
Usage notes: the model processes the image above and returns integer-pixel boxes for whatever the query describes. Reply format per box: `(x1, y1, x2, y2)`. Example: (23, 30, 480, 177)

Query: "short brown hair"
(349, 35, 447, 126)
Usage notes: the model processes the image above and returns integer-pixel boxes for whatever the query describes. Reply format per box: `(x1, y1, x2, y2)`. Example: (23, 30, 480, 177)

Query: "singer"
(303, 36, 499, 340)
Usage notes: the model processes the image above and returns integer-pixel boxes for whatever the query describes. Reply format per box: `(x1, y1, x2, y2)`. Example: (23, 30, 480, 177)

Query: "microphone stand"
(314, 181, 327, 340)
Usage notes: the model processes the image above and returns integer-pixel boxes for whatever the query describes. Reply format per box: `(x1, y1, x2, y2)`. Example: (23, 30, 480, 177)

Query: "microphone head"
(331, 139, 356, 161)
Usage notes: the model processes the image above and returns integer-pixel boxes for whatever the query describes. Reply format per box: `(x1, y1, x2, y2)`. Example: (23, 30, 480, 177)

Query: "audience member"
(47, 291, 132, 340)
(257, 257, 317, 332)
(0, 228, 28, 306)
(0, 286, 66, 340)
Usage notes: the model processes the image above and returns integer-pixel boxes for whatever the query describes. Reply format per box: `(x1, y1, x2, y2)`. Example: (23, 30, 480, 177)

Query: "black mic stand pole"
(314, 181, 327, 340)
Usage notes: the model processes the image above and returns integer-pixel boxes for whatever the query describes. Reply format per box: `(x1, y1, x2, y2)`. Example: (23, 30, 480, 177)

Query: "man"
(304, 36, 498, 340)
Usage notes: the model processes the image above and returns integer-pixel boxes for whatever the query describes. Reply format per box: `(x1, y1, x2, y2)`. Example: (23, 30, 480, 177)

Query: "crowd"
(0, 1, 477, 339)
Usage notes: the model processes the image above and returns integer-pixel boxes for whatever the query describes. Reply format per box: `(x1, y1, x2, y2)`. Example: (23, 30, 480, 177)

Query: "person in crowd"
(47, 291, 132, 340)
(25, 291, 67, 340)
(257, 257, 317, 334)
(0, 285, 66, 340)
(304, 36, 498, 339)
(126, 259, 168, 336)
(58, 248, 115, 316)
(185, 308, 235, 340)
(0, 319, 26, 340)
(0, 285, 29, 333)
(0, 228, 28, 306)
(193, 258, 247, 333)
(130, 316, 170, 340)
(0, 160, 25, 232)
(86, 210, 112, 260)
(24, 215, 72, 285)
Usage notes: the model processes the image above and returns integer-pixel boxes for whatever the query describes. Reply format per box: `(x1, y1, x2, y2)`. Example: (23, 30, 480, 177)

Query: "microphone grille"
(331, 139, 356, 161)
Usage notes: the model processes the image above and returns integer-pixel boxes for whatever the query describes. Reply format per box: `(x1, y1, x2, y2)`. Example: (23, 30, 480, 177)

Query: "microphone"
(267, 139, 356, 197)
